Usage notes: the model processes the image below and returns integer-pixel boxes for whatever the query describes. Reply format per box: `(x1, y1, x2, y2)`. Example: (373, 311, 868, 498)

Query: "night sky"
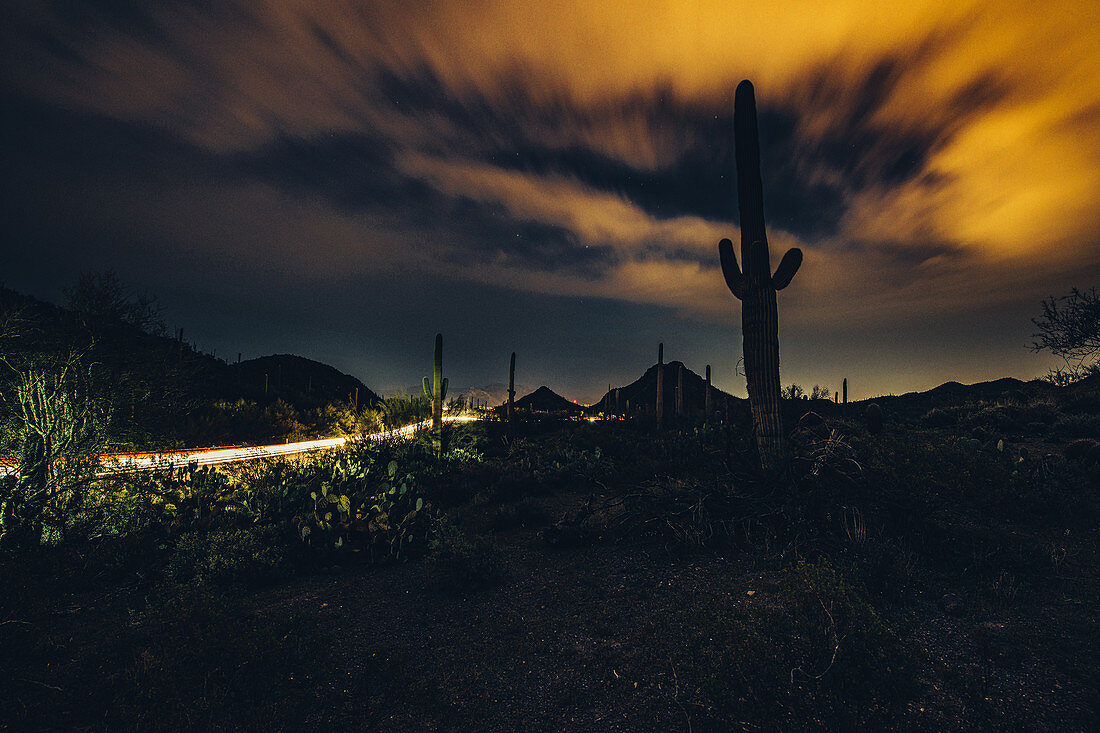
(3, 1, 1098, 403)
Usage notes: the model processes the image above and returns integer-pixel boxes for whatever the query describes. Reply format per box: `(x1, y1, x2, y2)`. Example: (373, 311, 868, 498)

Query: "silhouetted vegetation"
(2, 278, 1098, 729)
(2, 378, 1097, 729)
(1031, 286, 1100, 385)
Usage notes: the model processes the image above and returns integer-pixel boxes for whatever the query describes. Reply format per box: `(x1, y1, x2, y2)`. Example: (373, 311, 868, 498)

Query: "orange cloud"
(5, 0, 1097, 325)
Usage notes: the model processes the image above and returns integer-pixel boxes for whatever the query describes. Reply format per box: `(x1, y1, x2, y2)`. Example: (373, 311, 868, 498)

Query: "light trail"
(0, 415, 481, 477)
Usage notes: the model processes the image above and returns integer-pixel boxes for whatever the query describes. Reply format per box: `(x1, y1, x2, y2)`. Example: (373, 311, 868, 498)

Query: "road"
(0, 415, 479, 477)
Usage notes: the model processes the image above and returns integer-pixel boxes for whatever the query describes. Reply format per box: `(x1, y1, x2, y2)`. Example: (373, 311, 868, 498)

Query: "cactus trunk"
(422, 333, 448, 455)
(676, 365, 684, 419)
(718, 80, 803, 470)
(431, 334, 443, 430)
(705, 364, 712, 423)
(656, 343, 665, 429)
(507, 351, 516, 426)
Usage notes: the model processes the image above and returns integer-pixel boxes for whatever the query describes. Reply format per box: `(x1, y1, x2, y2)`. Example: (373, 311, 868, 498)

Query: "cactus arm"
(423, 376, 432, 400)
(718, 238, 746, 300)
(772, 248, 803, 290)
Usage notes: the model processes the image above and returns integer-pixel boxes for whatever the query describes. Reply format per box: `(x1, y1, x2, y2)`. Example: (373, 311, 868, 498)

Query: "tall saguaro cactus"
(423, 333, 448, 453)
(507, 351, 516, 426)
(656, 343, 665, 429)
(719, 80, 803, 469)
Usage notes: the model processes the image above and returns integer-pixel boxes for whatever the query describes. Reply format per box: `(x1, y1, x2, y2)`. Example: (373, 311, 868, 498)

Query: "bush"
(1050, 413, 1100, 441)
(110, 585, 334, 731)
(425, 516, 502, 589)
(485, 498, 550, 533)
(682, 559, 919, 729)
(164, 526, 289, 587)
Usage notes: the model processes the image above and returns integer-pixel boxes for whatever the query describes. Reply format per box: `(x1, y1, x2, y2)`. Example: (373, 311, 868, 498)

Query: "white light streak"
(0, 416, 480, 477)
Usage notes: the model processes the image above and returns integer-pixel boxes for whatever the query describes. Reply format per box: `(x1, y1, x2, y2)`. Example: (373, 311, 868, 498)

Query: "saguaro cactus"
(656, 343, 665, 429)
(843, 377, 848, 404)
(676, 364, 684, 419)
(718, 80, 803, 469)
(507, 351, 516, 426)
(423, 333, 448, 452)
(705, 364, 713, 422)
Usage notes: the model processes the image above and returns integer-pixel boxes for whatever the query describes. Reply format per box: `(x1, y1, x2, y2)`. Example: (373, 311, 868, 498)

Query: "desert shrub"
(425, 516, 502, 589)
(1059, 390, 1100, 415)
(921, 407, 959, 428)
(109, 585, 335, 732)
(960, 403, 1059, 436)
(1050, 413, 1100, 441)
(860, 430, 1024, 520)
(378, 393, 430, 429)
(681, 558, 919, 729)
(163, 526, 289, 587)
(485, 497, 550, 532)
(1064, 438, 1100, 466)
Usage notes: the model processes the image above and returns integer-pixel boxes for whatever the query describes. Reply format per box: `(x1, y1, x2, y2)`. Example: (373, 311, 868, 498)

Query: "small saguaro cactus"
(676, 364, 685, 418)
(718, 80, 803, 470)
(423, 333, 448, 452)
(843, 377, 848, 404)
(656, 343, 665, 429)
(705, 364, 713, 423)
(507, 351, 516, 426)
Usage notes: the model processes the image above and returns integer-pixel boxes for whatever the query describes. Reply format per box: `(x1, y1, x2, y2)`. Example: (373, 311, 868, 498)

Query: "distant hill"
(463, 383, 535, 409)
(0, 285, 385, 448)
(862, 376, 1058, 418)
(594, 361, 742, 417)
(513, 386, 585, 415)
(399, 382, 535, 408)
(230, 354, 379, 408)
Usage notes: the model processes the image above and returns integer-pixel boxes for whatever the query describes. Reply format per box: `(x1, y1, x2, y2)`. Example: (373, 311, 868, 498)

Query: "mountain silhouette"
(593, 361, 741, 417)
(513, 386, 584, 414)
(231, 354, 379, 408)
